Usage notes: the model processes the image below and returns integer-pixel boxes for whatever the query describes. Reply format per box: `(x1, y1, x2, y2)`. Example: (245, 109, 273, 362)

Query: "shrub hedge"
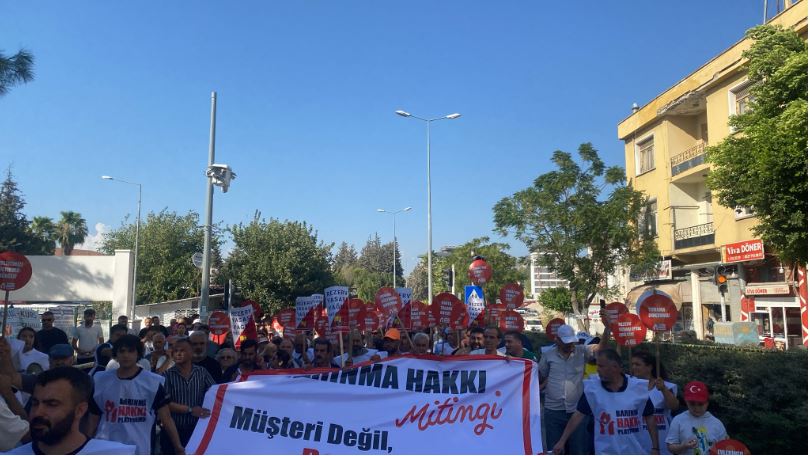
(524, 332, 808, 454)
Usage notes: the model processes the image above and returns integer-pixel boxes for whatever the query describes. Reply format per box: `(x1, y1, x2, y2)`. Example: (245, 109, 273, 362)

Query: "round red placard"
(0, 251, 32, 291)
(611, 313, 647, 347)
(499, 283, 524, 310)
(638, 293, 678, 331)
(468, 259, 493, 286)
(546, 318, 565, 341)
(208, 311, 230, 336)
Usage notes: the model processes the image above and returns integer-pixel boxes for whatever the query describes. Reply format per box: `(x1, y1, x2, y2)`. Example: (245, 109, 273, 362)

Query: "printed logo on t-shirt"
(105, 398, 148, 423)
(598, 411, 615, 435)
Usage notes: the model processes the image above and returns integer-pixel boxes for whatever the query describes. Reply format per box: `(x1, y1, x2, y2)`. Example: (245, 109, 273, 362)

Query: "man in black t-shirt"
(189, 331, 222, 383)
(34, 311, 69, 355)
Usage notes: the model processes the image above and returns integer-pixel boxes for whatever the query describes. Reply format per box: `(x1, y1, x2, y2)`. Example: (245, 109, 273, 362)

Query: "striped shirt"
(163, 364, 215, 433)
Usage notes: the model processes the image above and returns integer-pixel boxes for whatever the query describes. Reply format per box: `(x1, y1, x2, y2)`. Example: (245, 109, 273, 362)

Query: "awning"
(625, 282, 685, 311)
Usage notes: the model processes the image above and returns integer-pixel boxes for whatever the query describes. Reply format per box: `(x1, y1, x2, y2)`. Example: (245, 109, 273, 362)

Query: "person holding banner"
(333, 330, 384, 367)
(504, 330, 537, 361)
(470, 327, 505, 356)
(410, 332, 431, 355)
(311, 338, 339, 368)
(539, 319, 611, 455)
(631, 350, 679, 454)
(553, 348, 659, 455)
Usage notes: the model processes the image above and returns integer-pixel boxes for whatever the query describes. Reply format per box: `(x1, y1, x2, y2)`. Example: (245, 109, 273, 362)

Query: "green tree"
(358, 233, 403, 287)
(223, 218, 333, 315)
(538, 287, 578, 313)
(407, 256, 429, 302)
(101, 210, 214, 305)
(493, 143, 659, 329)
(28, 216, 57, 254)
(433, 237, 526, 304)
(0, 49, 34, 96)
(706, 25, 808, 265)
(56, 211, 88, 255)
(0, 167, 30, 252)
(333, 241, 358, 272)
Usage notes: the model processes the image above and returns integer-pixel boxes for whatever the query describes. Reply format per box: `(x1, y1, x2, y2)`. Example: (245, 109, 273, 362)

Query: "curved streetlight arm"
(101, 175, 142, 326)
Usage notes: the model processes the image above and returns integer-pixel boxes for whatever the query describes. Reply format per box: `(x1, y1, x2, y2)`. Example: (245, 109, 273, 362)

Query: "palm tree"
(57, 211, 88, 255)
(30, 216, 57, 254)
(0, 49, 34, 96)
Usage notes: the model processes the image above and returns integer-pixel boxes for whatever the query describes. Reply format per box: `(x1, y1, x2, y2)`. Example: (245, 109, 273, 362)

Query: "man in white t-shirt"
(432, 329, 458, 355)
(666, 381, 728, 455)
(470, 327, 506, 356)
(71, 309, 103, 368)
(6, 366, 135, 454)
(333, 330, 386, 366)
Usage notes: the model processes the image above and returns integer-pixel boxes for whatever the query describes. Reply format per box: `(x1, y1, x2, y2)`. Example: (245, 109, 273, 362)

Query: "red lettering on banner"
(394, 391, 504, 436)
(302, 449, 320, 455)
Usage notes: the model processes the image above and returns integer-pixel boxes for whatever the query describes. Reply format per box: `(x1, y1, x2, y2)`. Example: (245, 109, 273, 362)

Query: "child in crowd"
(665, 381, 728, 454)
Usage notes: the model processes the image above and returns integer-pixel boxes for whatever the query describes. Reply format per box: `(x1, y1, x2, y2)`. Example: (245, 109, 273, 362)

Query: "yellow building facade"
(617, 0, 807, 344)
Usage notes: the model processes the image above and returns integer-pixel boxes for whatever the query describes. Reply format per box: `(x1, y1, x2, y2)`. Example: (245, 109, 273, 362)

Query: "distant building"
(529, 253, 567, 297)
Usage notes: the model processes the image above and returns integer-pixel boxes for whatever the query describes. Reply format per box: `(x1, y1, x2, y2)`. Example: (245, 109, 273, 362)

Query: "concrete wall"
(11, 250, 133, 318)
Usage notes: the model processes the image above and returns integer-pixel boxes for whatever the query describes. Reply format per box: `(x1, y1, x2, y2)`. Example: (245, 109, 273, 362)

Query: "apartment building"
(529, 253, 567, 297)
(617, 0, 807, 346)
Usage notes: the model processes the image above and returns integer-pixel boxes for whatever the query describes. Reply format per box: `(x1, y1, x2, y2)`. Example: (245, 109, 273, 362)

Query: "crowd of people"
(0, 308, 730, 455)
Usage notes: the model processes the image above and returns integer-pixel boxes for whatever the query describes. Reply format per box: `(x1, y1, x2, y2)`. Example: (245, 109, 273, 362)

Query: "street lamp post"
(101, 175, 141, 325)
(377, 207, 412, 287)
(395, 110, 461, 302)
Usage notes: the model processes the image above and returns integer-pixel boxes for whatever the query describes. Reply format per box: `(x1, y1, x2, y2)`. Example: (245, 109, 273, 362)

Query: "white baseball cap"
(556, 324, 579, 344)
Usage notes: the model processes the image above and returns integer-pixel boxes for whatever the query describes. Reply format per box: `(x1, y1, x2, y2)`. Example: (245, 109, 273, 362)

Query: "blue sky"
(1, 1, 768, 273)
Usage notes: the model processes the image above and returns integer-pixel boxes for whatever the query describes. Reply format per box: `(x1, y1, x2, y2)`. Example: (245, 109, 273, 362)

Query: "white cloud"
(77, 222, 110, 252)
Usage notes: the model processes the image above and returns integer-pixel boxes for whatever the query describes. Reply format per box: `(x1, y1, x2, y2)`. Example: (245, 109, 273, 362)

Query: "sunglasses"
(41, 319, 53, 322)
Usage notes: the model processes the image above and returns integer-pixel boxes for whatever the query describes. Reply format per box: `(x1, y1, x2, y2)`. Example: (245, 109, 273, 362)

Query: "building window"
(636, 136, 655, 175)
(734, 205, 755, 220)
(729, 81, 754, 116)
(641, 199, 658, 238)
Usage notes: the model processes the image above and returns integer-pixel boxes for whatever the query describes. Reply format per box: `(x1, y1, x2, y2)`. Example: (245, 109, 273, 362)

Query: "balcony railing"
(674, 222, 714, 250)
(671, 141, 706, 176)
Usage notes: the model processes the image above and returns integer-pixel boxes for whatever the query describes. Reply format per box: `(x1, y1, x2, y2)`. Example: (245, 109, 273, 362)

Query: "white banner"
(229, 306, 254, 343)
(295, 297, 315, 327)
(5, 308, 41, 335)
(186, 355, 542, 454)
(396, 287, 413, 307)
(324, 286, 349, 326)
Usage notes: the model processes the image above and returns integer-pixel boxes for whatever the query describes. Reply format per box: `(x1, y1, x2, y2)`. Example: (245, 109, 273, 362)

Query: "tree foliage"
(357, 233, 403, 286)
(538, 287, 574, 314)
(100, 210, 215, 305)
(223, 218, 333, 315)
(0, 167, 30, 251)
(706, 25, 808, 264)
(28, 216, 57, 255)
(0, 168, 59, 254)
(432, 237, 526, 304)
(333, 241, 358, 273)
(0, 49, 34, 96)
(493, 143, 659, 328)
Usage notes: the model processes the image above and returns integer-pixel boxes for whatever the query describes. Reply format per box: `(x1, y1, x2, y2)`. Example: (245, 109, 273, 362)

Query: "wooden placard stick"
(338, 330, 345, 368)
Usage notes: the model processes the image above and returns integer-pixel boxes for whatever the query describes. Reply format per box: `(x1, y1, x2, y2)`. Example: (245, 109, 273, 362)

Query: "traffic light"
(443, 268, 454, 290)
(714, 266, 728, 293)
